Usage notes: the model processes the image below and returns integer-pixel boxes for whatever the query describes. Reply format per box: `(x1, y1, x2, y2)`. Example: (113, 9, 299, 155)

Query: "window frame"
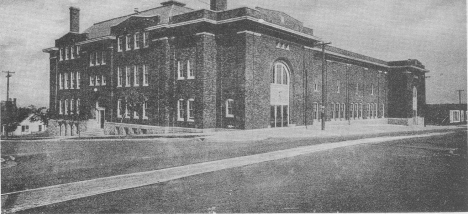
(101, 51, 106, 65)
(65, 99, 69, 115)
(117, 99, 122, 118)
(77, 72, 80, 89)
(117, 36, 123, 52)
(65, 46, 70, 60)
(70, 46, 75, 59)
(59, 73, 63, 89)
(187, 60, 195, 79)
(125, 66, 130, 87)
(90, 75, 95, 86)
(90, 52, 95, 66)
(126, 34, 132, 51)
(59, 100, 63, 115)
(64, 73, 69, 89)
(177, 99, 185, 121)
(143, 100, 148, 120)
(177, 61, 184, 80)
(70, 99, 74, 114)
(143, 32, 149, 48)
(59, 48, 63, 61)
(143, 65, 149, 86)
(76, 99, 80, 114)
(102, 75, 106, 86)
(70, 72, 75, 89)
(96, 75, 101, 86)
(134, 65, 139, 87)
(117, 67, 123, 87)
(134, 32, 141, 50)
(337, 80, 340, 93)
(226, 99, 234, 118)
(187, 99, 195, 122)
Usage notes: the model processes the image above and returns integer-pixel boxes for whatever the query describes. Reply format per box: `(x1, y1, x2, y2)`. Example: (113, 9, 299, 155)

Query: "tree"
(118, 88, 146, 123)
(2, 106, 32, 138)
(30, 106, 54, 126)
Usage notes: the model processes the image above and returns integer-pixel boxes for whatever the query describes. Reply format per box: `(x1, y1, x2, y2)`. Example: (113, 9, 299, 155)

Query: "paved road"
(13, 129, 467, 213)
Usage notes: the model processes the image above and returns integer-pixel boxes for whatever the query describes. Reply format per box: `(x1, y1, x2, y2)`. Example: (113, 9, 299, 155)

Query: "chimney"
(134, 8, 139, 13)
(210, 0, 227, 11)
(69, 7, 80, 33)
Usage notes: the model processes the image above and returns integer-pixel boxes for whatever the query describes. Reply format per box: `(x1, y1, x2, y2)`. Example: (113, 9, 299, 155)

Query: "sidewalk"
(206, 121, 466, 142)
(1, 131, 454, 213)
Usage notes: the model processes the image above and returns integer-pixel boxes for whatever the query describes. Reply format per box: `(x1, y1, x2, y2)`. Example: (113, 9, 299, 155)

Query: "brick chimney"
(210, 0, 227, 11)
(69, 7, 80, 33)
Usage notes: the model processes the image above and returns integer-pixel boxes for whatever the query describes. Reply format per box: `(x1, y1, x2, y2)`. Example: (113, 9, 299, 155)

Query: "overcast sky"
(0, 0, 466, 107)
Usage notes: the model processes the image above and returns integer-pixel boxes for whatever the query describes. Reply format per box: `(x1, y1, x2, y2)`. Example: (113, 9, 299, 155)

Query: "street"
(6, 129, 466, 213)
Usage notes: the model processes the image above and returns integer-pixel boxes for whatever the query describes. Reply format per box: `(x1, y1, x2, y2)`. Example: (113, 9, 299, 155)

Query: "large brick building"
(43, 0, 428, 132)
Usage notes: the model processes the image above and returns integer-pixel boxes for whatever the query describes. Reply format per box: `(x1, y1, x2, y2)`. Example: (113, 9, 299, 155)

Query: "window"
(59, 48, 63, 61)
(367, 103, 371, 118)
(70, 99, 74, 114)
(117, 99, 122, 118)
(125, 66, 131, 87)
(177, 61, 185, 80)
(76, 99, 80, 114)
(64, 73, 69, 89)
(102, 75, 106, 86)
(59, 100, 63, 114)
(355, 83, 359, 95)
(226, 99, 234, 118)
(70, 72, 75, 89)
(96, 52, 101, 65)
(134, 65, 139, 86)
(65, 46, 69, 60)
(371, 84, 374, 95)
(314, 81, 318, 92)
(187, 60, 195, 79)
(118, 36, 123, 52)
(143, 65, 149, 86)
(350, 103, 354, 118)
(96, 75, 101, 86)
(125, 101, 129, 118)
(59, 73, 63, 89)
(313, 103, 318, 120)
(90, 53, 95, 66)
(76, 46, 80, 57)
(90, 75, 95, 86)
(38, 125, 42, 132)
(271, 63, 289, 85)
(126, 34, 132, 50)
(77, 72, 80, 89)
(65, 99, 69, 115)
(177, 99, 185, 121)
(341, 103, 345, 119)
(337, 81, 340, 93)
(117, 67, 123, 87)
(134, 32, 141, 49)
(134, 108, 139, 119)
(187, 99, 194, 122)
(143, 32, 149, 48)
(70, 46, 75, 59)
(102, 51, 106, 65)
(143, 100, 148, 119)
(22, 125, 29, 132)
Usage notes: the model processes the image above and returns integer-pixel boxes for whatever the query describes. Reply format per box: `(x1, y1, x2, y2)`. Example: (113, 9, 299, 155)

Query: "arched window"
(271, 62, 290, 85)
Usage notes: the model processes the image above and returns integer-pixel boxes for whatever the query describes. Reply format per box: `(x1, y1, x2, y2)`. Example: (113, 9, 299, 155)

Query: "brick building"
(43, 0, 428, 132)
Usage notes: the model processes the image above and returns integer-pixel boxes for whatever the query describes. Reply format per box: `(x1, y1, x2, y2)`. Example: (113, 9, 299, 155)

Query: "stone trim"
(237, 31, 261, 36)
(76, 36, 116, 45)
(195, 32, 215, 37)
(152, 37, 169, 42)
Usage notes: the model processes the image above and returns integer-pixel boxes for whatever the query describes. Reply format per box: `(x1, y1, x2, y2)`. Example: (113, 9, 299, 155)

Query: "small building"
(425, 104, 467, 125)
(8, 115, 47, 136)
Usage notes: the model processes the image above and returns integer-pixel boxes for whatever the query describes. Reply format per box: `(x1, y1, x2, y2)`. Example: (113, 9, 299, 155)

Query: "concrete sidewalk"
(207, 120, 466, 142)
(0, 131, 456, 213)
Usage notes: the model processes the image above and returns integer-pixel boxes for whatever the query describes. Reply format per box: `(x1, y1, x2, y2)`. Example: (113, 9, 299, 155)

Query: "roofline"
(76, 36, 116, 45)
(42, 47, 58, 53)
(145, 16, 323, 42)
(390, 66, 430, 73)
(305, 46, 388, 68)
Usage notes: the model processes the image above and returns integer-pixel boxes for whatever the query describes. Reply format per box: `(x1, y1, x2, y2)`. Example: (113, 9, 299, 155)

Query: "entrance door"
(270, 62, 290, 128)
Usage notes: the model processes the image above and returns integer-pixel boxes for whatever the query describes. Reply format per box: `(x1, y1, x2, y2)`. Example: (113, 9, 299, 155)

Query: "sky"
(0, 0, 466, 107)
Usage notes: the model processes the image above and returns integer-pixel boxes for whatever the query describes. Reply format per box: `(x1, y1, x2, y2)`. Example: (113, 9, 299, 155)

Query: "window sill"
(177, 118, 184, 122)
(143, 84, 149, 87)
(187, 77, 195, 80)
(143, 117, 149, 120)
(226, 115, 234, 118)
(177, 78, 185, 80)
(117, 85, 122, 87)
(187, 119, 195, 122)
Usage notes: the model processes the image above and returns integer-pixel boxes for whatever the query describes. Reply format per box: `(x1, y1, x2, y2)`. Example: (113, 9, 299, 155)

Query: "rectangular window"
(65, 99, 69, 115)
(76, 99, 80, 114)
(134, 32, 141, 49)
(70, 46, 75, 59)
(125, 101, 129, 118)
(126, 66, 130, 87)
(70, 99, 74, 114)
(313, 102, 318, 120)
(143, 65, 149, 86)
(177, 61, 184, 80)
(117, 67, 123, 87)
(314, 82, 318, 92)
(143, 32, 149, 48)
(356, 83, 359, 95)
(187, 60, 195, 79)
(226, 99, 234, 118)
(102, 75, 106, 86)
(187, 99, 194, 122)
(118, 36, 123, 52)
(101, 51, 106, 65)
(134, 109, 139, 119)
(134, 65, 139, 86)
(96, 52, 101, 65)
(59, 48, 63, 61)
(96, 75, 101, 86)
(90, 75, 95, 86)
(65, 46, 69, 60)
(38, 125, 42, 132)
(77, 72, 80, 89)
(143, 100, 148, 119)
(126, 34, 132, 50)
(76, 46, 80, 57)
(59, 73, 63, 89)
(64, 73, 69, 89)
(59, 100, 63, 114)
(117, 99, 122, 118)
(90, 52, 94, 66)
(177, 99, 185, 121)
(337, 81, 340, 93)
(70, 72, 75, 89)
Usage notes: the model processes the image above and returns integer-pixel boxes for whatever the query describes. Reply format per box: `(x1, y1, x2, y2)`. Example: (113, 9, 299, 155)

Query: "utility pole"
(2, 71, 15, 101)
(456, 90, 464, 104)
